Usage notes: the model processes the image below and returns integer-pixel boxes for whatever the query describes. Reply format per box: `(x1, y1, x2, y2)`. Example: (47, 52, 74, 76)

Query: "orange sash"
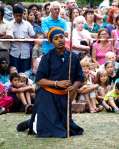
(42, 86, 67, 95)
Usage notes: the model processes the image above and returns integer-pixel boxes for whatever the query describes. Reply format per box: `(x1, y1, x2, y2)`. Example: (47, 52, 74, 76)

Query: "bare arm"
(77, 84, 98, 94)
(0, 32, 13, 39)
(72, 45, 90, 52)
(37, 79, 71, 89)
(92, 46, 100, 67)
(11, 86, 33, 93)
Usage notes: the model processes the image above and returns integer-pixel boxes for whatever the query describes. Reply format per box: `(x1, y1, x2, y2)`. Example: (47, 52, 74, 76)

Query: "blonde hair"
(105, 51, 116, 60)
(80, 56, 91, 67)
(73, 15, 86, 24)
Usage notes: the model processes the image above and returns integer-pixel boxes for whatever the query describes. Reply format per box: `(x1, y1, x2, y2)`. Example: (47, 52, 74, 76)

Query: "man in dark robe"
(17, 27, 84, 138)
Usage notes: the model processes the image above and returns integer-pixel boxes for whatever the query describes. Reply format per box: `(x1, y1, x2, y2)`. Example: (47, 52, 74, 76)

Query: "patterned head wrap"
(47, 27, 64, 42)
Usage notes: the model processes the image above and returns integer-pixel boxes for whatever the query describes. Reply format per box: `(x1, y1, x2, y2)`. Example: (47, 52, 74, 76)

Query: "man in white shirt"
(0, 6, 13, 64)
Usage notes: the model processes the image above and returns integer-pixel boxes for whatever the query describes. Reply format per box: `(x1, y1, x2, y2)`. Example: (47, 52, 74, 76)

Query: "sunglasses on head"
(1, 61, 7, 64)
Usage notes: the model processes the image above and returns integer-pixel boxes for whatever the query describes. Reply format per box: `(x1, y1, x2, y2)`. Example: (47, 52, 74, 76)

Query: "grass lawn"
(0, 112, 119, 149)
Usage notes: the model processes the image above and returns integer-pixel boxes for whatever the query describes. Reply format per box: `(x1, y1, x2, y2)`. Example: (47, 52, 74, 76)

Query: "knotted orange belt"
(42, 86, 67, 95)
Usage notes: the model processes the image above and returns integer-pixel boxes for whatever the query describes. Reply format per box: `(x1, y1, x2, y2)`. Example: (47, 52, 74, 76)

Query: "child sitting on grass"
(95, 69, 112, 111)
(8, 73, 35, 114)
(104, 81, 119, 113)
(77, 57, 99, 113)
(105, 61, 119, 85)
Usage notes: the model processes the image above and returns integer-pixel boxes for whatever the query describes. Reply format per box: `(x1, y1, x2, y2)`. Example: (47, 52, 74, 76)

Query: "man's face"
(67, 0, 76, 9)
(0, 60, 8, 72)
(50, 6, 60, 18)
(52, 34, 65, 49)
(31, 6, 38, 15)
(14, 13, 23, 23)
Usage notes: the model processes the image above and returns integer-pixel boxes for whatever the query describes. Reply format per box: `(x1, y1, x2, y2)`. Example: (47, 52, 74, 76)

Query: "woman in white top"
(72, 16, 93, 58)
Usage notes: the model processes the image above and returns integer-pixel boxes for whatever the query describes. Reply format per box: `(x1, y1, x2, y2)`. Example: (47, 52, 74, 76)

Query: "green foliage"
(4, 0, 102, 5)
(77, 0, 102, 7)
(4, 0, 103, 7)
(4, 0, 47, 4)
(4, 0, 20, 4)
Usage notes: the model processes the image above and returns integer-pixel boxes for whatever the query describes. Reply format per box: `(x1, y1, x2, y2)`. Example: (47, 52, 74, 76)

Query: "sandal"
(90, 109, 97, 113)
(95, 106, 103, 112)
(0, 107, 6, 115)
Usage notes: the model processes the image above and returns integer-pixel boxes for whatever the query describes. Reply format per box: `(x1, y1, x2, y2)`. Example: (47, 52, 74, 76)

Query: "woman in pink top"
(92, 28, 114, 66)
(111, 15, 119, 61)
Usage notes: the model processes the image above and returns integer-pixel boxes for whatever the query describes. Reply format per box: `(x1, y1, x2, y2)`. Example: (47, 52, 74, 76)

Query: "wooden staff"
(67, 19, 74, 138)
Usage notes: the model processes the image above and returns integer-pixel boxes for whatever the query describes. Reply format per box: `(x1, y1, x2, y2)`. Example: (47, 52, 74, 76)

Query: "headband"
(48, 27, 64, 42)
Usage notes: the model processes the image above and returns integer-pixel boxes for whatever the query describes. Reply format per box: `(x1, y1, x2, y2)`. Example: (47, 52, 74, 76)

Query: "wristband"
(54, 81, 58, 87)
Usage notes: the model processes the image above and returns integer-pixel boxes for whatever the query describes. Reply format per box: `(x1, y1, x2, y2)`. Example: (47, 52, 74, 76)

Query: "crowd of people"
(0, 0, 119, 117)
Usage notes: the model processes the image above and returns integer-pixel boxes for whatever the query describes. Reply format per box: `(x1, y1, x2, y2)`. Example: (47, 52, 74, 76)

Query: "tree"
(4, 0, 102, 6)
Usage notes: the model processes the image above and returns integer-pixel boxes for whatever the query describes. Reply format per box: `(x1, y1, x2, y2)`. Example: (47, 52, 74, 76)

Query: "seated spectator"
(104, 7, 119, 36)
(95, 69, 112, 111)
(19, 72, 34, 87)
(71, 16, 92, 58)
(69, 7, 81, 22)
(94, 12, 107, 29)
(92, 28, 114, 67)
(77, 57, 98, 113)
(111, 15, 119, 61)
(83, 9, 100, 38)
(105, 61, 119, 85)
(105, 51, 119, 72)
(0, 83, 13, 114)
(104, 81, 119, 113)
(0, 57, 9, 86)
(8, 73, 35, 114)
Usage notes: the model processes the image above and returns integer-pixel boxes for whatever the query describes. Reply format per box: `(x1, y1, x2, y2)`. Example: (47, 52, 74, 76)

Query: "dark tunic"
(29, 49, 84, 137)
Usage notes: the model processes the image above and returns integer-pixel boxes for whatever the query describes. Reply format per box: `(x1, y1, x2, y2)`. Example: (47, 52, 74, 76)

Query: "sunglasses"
(1, 61, 7, 64)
